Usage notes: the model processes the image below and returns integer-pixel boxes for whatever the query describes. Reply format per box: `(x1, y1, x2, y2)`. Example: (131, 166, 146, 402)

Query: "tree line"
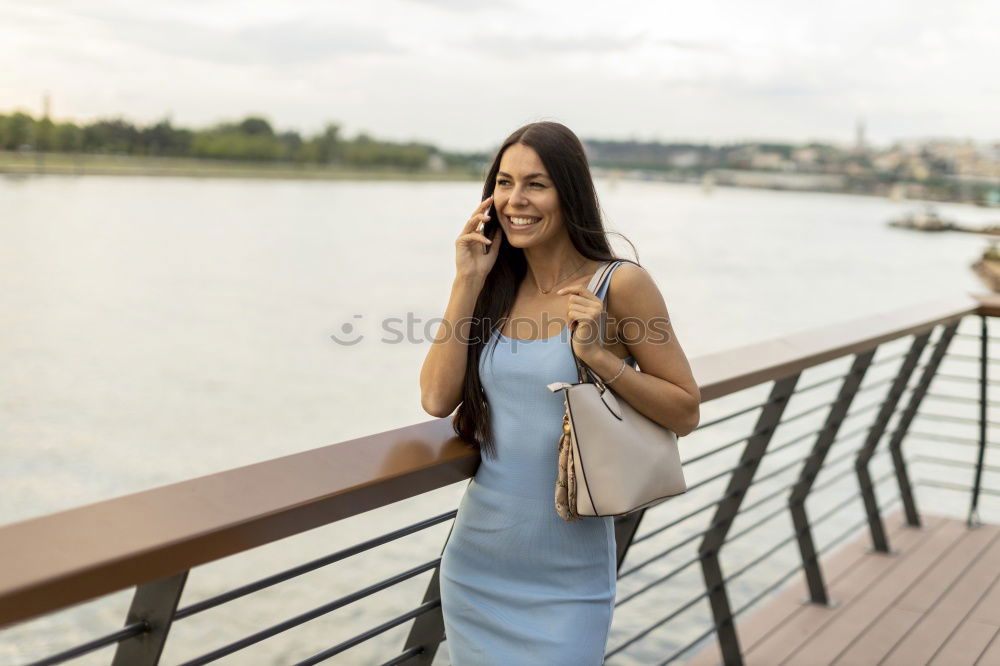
(0, 111, 484, 171)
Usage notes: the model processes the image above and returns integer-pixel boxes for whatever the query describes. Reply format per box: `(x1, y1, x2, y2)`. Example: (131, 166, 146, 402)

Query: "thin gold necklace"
(535, 258, 590, 295)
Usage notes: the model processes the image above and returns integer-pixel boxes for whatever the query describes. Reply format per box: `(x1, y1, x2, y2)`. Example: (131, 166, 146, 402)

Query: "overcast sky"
(1, 0, 996, 151)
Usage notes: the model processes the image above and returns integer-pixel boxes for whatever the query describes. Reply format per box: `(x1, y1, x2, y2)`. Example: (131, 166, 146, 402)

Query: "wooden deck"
(688, 510, 1000, 665)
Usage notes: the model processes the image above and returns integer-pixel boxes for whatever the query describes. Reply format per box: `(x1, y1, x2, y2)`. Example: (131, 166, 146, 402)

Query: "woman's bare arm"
(420, 275, 485, 417)
(420, 195, 499, 417)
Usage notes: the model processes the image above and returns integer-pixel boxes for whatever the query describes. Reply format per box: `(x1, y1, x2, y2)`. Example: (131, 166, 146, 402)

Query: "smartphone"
(482, 203, 499, 254)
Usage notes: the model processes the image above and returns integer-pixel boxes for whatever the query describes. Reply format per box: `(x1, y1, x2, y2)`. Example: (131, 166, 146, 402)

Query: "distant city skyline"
(1, 0, 997, 152)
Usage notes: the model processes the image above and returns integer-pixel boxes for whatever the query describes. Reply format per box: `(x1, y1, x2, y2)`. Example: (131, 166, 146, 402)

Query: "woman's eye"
(495, 178, 544, 188)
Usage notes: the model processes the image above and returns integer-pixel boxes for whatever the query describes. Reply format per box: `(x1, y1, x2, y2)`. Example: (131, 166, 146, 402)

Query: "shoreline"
(2, 152, 997, 209)
(0, 151, 482, 182)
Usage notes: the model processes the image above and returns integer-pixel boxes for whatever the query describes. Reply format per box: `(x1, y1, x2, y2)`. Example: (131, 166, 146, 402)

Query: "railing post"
(399, 565, 447, 665)
(887, 321, 960, 527)
(111, 571, 187, 666)
(615, 510, 646, 571)
(789, 350, 874, 606)
(699, 374, 799, 666)
(855, 331, 930, 553)
(970, 314, 989, 528)
(400, 496, 466, 664)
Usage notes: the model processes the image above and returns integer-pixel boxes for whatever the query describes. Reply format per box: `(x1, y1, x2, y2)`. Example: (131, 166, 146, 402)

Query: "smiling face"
(493, 142, 564, 249)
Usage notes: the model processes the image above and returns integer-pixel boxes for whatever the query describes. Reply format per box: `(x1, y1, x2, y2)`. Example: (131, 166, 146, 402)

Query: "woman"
(419, 121, 701, 665)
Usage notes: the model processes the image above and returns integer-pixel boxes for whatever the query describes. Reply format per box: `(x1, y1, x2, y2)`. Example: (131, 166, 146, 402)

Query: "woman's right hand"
(455, 194, 500, 284)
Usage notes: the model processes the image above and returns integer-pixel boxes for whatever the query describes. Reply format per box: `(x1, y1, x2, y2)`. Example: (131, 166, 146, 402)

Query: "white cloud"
(0, 0, 996, 150)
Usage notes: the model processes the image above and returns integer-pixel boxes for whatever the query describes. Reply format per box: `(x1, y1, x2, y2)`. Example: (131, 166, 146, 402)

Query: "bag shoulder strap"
(571, 259, 623, 385)
(586, 260, 620, 302)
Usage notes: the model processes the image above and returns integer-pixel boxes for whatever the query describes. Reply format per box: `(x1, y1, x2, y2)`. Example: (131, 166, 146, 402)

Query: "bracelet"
(604, 358, 628, 386)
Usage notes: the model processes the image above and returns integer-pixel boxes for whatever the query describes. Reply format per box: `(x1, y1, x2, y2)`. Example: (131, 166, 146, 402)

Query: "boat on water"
(971, 240, 1000, 292)
(887, 205, 957, 232)
(887, 204, 1000, 236)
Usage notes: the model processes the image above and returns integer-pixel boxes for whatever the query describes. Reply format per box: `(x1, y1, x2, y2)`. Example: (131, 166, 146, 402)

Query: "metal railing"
(1, 292, 998, 665)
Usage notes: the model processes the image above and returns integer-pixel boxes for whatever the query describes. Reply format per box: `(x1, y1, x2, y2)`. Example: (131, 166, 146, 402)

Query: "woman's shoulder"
(606, 260, 664, 317)
(608, 260, 653, 293)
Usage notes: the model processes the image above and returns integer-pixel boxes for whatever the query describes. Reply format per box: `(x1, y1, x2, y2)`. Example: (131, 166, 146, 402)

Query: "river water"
(1, 175, 997, 664)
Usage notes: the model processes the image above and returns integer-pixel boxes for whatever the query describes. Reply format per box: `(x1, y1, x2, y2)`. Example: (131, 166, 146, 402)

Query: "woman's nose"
(511, 185, 530, 205)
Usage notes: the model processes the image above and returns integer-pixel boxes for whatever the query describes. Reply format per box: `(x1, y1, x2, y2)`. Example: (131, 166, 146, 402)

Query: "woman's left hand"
(556, 284, 606, 363)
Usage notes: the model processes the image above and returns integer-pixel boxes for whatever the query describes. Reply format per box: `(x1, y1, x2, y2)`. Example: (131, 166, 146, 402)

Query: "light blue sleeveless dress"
(439, 262, 637, 665)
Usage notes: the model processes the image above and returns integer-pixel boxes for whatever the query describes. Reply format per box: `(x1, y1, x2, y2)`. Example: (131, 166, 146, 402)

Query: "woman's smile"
(505, 214, 542, 232)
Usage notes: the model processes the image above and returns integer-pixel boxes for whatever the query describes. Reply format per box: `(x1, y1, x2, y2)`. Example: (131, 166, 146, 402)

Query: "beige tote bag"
(549, 260, 688, 521)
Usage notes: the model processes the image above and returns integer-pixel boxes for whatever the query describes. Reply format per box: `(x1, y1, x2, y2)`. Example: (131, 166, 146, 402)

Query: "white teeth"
(511, 217, 539, 226)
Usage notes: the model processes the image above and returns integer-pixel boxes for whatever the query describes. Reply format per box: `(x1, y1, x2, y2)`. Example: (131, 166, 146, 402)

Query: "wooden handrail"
(0, 291, 993, 628)
(697, 293, 981, 400)
(0, 419, 477, 627)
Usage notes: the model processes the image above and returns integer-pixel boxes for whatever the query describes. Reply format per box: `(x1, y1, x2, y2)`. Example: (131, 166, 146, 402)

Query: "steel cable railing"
(20, 625, 146, 666)
(607, 480, 904, 661)
(616, 446, 892, 605)
(291, 600, 441, 666)
(615, 452, 889, 608)
(176, 560, 441, 665)
(175, 511, 455, 621)
(627, 409, 895, 552)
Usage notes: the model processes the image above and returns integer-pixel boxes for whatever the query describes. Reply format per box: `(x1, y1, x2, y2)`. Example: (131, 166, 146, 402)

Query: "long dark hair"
(452, 121, 640, 459)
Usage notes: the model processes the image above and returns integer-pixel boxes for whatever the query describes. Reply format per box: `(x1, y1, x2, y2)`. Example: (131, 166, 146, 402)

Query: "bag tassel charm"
(555, 410, 581, 521)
